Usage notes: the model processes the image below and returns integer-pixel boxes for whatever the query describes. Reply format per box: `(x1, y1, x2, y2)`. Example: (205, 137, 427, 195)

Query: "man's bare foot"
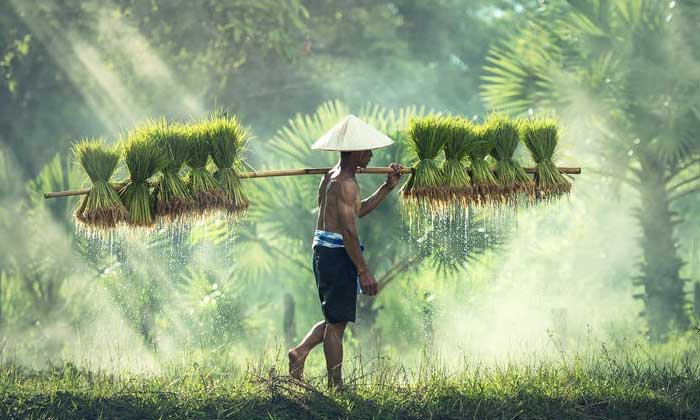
(328, 375, 343, 392)
(288, 348, 306, 380)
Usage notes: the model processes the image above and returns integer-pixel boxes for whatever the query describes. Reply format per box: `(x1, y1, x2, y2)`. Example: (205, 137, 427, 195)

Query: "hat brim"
(310, 114, 394, 151)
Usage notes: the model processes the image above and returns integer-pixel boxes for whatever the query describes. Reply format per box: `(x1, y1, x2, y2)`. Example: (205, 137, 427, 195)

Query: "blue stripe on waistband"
(312, 230, 365, 251)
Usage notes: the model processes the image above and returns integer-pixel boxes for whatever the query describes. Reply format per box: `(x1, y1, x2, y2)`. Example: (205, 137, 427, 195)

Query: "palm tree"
(481, 0, 700, 340)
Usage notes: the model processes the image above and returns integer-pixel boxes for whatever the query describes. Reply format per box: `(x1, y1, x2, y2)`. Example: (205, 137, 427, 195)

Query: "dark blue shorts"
(312, 246, 358, 324)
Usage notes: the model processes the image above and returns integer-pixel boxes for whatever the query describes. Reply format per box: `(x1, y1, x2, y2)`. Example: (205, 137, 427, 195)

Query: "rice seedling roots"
(75, 206, 128, 229)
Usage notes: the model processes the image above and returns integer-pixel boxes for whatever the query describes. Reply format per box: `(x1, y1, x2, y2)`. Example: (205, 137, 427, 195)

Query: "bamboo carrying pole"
(43, 166, 581, 199)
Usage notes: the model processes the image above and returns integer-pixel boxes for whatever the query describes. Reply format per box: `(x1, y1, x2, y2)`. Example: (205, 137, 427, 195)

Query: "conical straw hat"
(311, 115, 394, 151)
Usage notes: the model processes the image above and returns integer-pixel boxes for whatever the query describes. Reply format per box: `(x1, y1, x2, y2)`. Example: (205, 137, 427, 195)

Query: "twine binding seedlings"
(208, 114, 251, 214)
(467, 125, 499, 206)
(441, 117, 476, 206)
(485, 114, 534, 206)
(521, 118, 571, 200)
(154, 122, 195, 221)
(185, 121, 223, 214)
(401, 115, 452, 214)
(74, 139, 127, 228)
(118, 121, 168, 227)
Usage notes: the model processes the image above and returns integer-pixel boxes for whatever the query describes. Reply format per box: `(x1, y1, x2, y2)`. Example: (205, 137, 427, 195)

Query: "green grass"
(1, 354, 698, 420)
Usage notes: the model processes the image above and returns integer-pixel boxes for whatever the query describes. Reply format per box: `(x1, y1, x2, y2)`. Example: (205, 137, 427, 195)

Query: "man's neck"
(338, 157, 358, 177)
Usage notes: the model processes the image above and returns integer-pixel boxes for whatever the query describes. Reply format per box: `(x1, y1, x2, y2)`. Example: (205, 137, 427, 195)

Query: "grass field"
(1, 346, 699, 420)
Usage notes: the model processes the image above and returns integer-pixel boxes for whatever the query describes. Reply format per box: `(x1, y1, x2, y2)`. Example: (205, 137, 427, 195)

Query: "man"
(287, 115, 403, 389)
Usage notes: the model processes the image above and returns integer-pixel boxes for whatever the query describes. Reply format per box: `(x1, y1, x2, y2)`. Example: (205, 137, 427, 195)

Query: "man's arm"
(359, 182, 392, 218)
(337, 180, 378, 296)
(359, 163, 403, 218)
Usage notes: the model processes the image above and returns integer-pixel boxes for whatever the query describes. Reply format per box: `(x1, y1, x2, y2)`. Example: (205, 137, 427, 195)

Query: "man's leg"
(288, 320, 327, 379)
(323, 321, 347, 390)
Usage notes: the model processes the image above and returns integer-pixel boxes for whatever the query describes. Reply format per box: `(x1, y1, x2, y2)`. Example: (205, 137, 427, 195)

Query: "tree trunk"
(283, 293, 296, 349)
(140, 293, 158, 351)
(422, 292, 434, 349)
(636, 153, 689, 341)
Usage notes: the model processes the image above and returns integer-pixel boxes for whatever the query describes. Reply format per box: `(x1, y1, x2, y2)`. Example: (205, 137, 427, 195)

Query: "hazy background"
(1, 0, 699, 375)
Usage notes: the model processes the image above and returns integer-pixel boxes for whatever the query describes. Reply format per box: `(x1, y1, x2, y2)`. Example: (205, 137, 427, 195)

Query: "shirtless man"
(288, 148, 402, 389)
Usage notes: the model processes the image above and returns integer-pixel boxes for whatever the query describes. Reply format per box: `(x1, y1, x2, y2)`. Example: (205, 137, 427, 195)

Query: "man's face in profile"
(358, 150, 373, 169)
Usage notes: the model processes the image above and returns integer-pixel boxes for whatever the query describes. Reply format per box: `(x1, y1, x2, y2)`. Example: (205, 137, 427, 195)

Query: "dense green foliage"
(0, 0, 510, 175)
(481, 0, 700, 340)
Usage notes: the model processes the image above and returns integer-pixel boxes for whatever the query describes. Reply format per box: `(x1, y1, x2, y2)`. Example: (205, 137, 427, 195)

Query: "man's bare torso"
(316, 166, 360, 233)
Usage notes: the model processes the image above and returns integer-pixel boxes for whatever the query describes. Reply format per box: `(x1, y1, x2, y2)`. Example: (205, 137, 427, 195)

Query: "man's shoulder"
(328, 176, 359, 195)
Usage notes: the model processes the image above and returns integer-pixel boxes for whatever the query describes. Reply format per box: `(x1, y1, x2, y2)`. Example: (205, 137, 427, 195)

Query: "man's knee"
(326, 321, 347, 336)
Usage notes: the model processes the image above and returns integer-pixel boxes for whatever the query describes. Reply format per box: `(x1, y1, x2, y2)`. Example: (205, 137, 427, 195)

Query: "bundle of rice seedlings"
(485, 114, 534, 204)
(441, 117, 476, 205)
(153, 122, 195, 220)
(185, 121, 223, 212)
(207, 114, 251, 213)
(467, 125, 499, 206)
(521, 118, 571, 199)
(118, 121, 167, 227)
(73, 139, 127, 228)
(401, 115, 451, 209)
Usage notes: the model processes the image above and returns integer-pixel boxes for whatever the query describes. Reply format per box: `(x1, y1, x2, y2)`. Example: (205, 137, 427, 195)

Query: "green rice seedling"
(154, 122, 195, 220)
(485, 114, 534, 204)
(401, 115, 451, 211)
(521, 118, 571, 199)
(207, 114, 251, 213)
(467, 125, 499, 206)
(441, 117, 476, 205)
(118, 121, 168, 227)
(185, 121, 223, 213)
(73, 139, 127, 228)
